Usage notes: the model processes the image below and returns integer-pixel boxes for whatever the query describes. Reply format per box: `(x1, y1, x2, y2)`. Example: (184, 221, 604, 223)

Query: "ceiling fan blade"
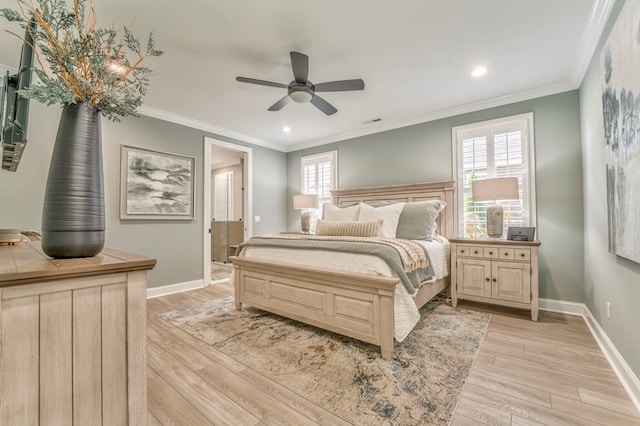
(268, 95, 292, 111)
(290, 51, 309, 84)
(236, 76, 288, 89)
(314, 79, 365, 92)
(309, 95, 337, 115)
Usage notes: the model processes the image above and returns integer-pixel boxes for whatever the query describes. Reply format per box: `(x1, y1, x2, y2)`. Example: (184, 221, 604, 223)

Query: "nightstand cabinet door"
(492, 261, 530, 303)
(456, 259, 491, 298)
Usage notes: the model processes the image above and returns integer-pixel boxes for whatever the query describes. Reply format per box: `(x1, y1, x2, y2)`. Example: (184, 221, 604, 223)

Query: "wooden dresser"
(0, 241, 155, 425)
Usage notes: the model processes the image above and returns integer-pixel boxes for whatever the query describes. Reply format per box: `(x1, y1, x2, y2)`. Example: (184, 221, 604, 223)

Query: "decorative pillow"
(365, 201, 392, 207)
(315, 219, 383, 237)
(323, 203, 360, 221)
(357, 202, 405, 238)
(396, 200, 446, 241)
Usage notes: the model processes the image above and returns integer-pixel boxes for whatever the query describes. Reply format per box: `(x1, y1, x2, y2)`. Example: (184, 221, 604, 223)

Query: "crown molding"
(570, 0, 618, 86)
(2, 71, 576, 155)
(137, 104, 286, 152)
(286, 80, 576, 152)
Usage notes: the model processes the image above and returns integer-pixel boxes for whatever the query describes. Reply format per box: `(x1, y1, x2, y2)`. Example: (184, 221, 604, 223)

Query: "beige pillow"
(315, 219, 383, 237)
(357, 202, 405, 238)
(323, 203, 360, 221)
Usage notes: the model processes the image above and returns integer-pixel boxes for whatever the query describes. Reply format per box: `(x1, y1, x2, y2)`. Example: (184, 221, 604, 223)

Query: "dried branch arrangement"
(1, 0, 163, 121)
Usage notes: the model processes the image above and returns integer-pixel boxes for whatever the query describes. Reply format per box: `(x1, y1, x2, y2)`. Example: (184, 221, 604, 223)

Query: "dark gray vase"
(41, 103, 105, 258)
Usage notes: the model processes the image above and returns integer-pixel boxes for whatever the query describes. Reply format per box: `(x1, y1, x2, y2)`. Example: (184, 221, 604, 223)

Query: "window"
(452, 113, 536, 238)
(301, 151, 337, 229)
(213, 171, 234, 221)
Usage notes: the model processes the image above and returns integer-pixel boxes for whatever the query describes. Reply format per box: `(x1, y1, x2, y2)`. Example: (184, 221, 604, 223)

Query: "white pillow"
(324, 203, 360, 221)
(358, 202, 405, 238)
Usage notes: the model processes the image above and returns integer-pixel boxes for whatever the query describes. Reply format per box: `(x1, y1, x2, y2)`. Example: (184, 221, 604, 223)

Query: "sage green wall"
(288, 91, 585, 303)
(0, 102, 287, 288)
(579, 0, 640, 378)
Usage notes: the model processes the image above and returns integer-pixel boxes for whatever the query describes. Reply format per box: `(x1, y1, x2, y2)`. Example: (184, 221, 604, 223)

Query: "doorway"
(203, 137, 253, 284)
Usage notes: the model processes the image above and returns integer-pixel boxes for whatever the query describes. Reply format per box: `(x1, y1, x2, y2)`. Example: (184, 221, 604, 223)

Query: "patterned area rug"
(159, 293, 490, 425)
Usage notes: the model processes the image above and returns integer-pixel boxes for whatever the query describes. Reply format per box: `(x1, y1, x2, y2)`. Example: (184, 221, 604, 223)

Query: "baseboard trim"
(582, 305, 640, 413)
(146, 279, 206, 299)
(540, 298, 640, 413)
(539, 297, 586, 316)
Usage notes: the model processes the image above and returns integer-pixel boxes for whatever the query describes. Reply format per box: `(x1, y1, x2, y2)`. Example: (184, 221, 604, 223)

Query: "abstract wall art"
(120, 145, 195, 220)
(601, 0, 640, 263)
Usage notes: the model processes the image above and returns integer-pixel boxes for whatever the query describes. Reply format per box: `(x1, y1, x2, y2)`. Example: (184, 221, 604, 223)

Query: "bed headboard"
(331, 180, 455, 239)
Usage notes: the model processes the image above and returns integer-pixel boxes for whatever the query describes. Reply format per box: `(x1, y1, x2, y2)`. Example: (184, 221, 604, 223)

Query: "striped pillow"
(315, 219, 383, 237)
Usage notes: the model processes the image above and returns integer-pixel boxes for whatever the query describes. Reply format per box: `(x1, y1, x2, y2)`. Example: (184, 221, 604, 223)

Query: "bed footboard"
(230, 256, 399, 360)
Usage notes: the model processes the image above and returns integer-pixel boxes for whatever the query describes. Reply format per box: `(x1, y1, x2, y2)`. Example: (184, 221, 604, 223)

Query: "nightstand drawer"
(499, 248, 515, 259)
(457, 246, 483, 257)
(515, 249, 531, 261)
(483, 247, 499, 258)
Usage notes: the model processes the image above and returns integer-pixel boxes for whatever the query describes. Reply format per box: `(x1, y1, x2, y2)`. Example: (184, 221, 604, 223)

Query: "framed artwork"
(507, 227, 535, 242)
(120, 145, 195, 220)
(601, 0, 640, 263)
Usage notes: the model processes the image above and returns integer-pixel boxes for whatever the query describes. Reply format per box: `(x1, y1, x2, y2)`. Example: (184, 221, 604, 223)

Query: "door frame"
(203, 137, 253, 284)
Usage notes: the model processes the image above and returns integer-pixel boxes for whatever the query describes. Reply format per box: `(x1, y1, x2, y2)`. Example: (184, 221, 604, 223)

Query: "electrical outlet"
(254, 215, 261, 223)
(607, 302, 611, 319)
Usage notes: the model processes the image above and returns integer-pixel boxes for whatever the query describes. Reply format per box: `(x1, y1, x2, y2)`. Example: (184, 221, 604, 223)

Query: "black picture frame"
(120, 145, 196, 220)
(507, 226, 535, 242)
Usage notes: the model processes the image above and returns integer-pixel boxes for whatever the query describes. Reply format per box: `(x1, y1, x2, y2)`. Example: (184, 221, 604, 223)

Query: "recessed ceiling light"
(471, 66, 488, 77)
(282, 126, 291, 133)
(107, 61, 128, 77)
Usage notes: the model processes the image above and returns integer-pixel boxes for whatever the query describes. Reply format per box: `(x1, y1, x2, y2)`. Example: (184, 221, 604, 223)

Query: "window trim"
(451, 112, 536, 237)
(300, 150, 338, 226)
(300, 150, 338, 195)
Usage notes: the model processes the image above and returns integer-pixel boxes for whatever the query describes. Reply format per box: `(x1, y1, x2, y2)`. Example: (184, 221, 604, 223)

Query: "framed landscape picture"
(601, 0, 640, 264)
(120, 145, 195, 220)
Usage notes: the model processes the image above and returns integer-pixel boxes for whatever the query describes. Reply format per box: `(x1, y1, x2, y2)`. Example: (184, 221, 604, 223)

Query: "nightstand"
(449, 238, 541, 321)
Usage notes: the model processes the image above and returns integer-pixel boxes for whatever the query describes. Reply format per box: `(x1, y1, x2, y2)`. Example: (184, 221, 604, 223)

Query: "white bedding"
(236, 236, 450, 342)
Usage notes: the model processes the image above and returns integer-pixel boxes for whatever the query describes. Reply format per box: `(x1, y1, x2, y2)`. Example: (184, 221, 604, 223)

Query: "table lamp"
(472, 177, 519, 239)
(293, 194, 318, 233)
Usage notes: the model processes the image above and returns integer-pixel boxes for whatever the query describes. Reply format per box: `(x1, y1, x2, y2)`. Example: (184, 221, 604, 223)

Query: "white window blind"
(453, 113, 536, 238)
(213, 171, 234, 221)
(301, 151, 337, 229)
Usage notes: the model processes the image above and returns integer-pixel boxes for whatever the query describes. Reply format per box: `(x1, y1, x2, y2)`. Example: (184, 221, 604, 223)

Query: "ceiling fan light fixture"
(289, 87, 313, 103)
(236, 51, 364, 115)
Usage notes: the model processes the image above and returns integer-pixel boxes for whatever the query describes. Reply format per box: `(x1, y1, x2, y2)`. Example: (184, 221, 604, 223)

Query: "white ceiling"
(0, 0, 613, 152)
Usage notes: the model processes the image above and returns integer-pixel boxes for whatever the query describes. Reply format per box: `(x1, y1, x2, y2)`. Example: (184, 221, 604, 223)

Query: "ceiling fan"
(236, 51, 365, 116)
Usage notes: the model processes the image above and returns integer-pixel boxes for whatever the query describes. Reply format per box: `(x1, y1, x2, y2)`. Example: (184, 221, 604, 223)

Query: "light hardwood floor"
(146, 282, 640, 425)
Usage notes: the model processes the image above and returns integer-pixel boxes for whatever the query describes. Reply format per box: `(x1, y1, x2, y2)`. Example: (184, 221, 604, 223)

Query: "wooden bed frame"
(230, 180, 455, 360)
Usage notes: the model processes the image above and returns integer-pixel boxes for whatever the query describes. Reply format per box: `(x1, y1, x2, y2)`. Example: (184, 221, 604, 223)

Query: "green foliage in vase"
(1, 0, 163, 121)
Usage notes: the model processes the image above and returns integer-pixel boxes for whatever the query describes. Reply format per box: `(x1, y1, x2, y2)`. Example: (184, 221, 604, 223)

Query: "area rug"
(159, 293, 490, 425)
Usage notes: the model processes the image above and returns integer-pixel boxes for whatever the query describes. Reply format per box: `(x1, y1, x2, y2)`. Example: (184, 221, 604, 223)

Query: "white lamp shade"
(289, 89, 313, 103)
(472, 177, 519, 202)
(293, 194, 318, 209)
